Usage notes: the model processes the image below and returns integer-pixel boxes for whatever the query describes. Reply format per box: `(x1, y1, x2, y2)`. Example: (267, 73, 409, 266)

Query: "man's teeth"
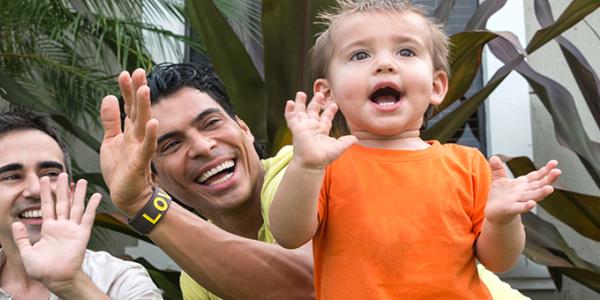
(198, 160, 235, 183)
(21, 210, 42, 218)
(208, 172, 234, 186)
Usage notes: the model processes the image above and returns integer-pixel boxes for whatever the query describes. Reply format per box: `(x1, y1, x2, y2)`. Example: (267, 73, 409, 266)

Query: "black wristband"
(127, 187, 172, 235)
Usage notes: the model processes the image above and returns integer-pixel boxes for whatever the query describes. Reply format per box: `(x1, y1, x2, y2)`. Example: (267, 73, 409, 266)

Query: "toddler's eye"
(398, 48, 415, 57)
(350, 51, 370, 61)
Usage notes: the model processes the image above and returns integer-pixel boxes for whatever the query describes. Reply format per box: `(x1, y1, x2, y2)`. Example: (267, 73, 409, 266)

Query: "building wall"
(523, 1, 600, 299)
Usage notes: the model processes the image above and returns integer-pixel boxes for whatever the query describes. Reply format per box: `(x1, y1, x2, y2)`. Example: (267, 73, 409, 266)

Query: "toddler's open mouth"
(369, 86, 402, 107)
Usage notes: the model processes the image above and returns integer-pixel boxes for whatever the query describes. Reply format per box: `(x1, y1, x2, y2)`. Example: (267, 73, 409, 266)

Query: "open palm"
(12, 174, 101, 285)
(100, 69, 157, 216)
(286, 92, 356, 169)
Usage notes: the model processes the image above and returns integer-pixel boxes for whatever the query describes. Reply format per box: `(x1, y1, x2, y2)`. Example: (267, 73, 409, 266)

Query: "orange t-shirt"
(314, 141, 492, 299)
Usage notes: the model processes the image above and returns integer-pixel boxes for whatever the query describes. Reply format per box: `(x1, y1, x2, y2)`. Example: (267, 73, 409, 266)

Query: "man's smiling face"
(150, 87, 264, 218)
(0, 129, 64, 246)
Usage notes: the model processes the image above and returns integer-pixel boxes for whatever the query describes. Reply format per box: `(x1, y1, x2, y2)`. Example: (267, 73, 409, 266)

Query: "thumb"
(101, 96, 123, 141)
(11, 222, 32, 253)
(489, 156, 507, 180)
(337, 135, 358, 151)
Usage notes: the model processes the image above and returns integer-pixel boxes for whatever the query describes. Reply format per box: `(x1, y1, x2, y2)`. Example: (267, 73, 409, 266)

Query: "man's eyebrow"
(157, 108, 222, 145)
(191, 108, 221, 126)
(0, 163, 23, 174)
(38, 161, 64, 171)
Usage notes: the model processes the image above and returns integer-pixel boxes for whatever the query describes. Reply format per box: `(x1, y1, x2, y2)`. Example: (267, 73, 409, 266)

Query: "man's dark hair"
(145, 62, 267, 160)
(0, 107, 72, 177)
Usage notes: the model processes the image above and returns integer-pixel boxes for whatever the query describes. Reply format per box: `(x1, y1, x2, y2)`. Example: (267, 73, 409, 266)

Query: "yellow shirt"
(179, 146, 292, 300)
(179, 146, 529, 300)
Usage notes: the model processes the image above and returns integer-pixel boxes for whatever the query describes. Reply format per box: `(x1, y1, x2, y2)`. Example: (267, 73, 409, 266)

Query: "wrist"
(114, 186, 154, 217)
(291, 157, 327, 172)
(45, 271, 90, 299)
(127, 187, 172, 235)
(484, 215, 523, 230)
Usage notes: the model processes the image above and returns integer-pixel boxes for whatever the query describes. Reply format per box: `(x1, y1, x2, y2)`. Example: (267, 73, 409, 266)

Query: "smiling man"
(0, 108, 161, 300)
(100, 62, 314, 300)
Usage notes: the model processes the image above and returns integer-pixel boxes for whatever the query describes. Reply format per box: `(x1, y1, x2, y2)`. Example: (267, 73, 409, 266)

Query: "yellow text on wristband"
(127, 187, 172, 235)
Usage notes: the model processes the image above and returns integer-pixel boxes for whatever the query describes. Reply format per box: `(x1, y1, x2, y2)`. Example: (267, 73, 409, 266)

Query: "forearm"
(149, 204, 314, 300)
(47, 271, 111, 300)
(476, 216, 525, 272)
(269, 159, 323, 249)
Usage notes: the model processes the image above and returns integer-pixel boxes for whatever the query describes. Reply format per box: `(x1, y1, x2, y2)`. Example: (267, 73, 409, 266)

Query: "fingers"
(320, 102, 338, 132)
(118, 68, 147, 120)
(81, 193, 102, 229)
(69, 179, 88, 224)
(525, 160, 559, 182)
(55, 173, 70, 220)
(40, 177, 55, 221)
(140, 119, 159, 162)
(489, 156, 507, 180)
(134, 86, 152, 140)
(521, 185, 555, 202)
(11, 222, 32, 252)
(118, 71, 134, 116)
(284, 100, 296, 125)
(337, 135, 358, 150)
(101, 96, 123, 141)
(513, 200, 537, 214)
(128, 69, 150, 120)
(293, 92, 308, 121)
(306, 92, 325, 120)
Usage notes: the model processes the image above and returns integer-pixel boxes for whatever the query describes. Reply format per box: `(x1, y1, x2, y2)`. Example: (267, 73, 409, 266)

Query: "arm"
(99, 70, 314, 299)
(11, 174, 107, 300)
(269, 92, 356, 249)
(476, 156, 561, 272)
(152, 204, 313, 299)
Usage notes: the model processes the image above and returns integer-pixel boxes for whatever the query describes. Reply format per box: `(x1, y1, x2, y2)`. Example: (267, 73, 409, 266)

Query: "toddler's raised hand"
(485, 156, 561, 225)
(285, 92, 356, 169)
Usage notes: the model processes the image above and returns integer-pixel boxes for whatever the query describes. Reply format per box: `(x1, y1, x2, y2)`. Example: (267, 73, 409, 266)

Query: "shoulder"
(440, 143, 487, 165)
(82, 250, 162, 299)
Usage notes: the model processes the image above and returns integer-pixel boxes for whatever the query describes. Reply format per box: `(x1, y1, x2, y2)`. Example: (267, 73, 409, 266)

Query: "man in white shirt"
(0, 108, 162, 300)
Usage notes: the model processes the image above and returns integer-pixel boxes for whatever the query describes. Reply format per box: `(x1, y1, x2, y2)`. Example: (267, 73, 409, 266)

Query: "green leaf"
(534, 0, 600, 128)
(522, 212, 600, 292)
(505, 156, 600, 242)
(0, 70, 102, 151)
(433, 31, 500, 116)
(464, 0, 506, 31)
(424, 34, 524, 141)
(185, 0, 268, 143)
(489, 36, 600, 189)
(431, 0, 456, 24)
(526, 0, 600, 53)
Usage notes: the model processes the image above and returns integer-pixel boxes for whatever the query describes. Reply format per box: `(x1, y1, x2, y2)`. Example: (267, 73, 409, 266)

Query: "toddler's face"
(316, 11, 447, 143)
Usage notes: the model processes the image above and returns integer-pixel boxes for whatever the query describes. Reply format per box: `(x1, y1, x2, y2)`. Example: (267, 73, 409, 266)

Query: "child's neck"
(355, 129, 430, 150)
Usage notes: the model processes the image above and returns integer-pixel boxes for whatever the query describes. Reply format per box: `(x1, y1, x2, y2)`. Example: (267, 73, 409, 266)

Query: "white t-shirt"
(0, 249, 162, 300)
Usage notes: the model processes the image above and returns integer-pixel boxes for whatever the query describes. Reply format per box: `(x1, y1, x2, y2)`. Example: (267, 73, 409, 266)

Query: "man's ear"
(151, 172, 159, 186)
(314, 78, 334, 103)
(235, 117, 255, 142)
(431, 70, 449, 106)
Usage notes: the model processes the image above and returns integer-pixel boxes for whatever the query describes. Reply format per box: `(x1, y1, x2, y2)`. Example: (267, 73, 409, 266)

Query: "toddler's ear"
(431, 70, 448, 105)
(314, 79, 334, 102)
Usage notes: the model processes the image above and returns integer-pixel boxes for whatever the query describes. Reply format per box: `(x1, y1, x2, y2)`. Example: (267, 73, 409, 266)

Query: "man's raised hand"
(100, 69, 157, 216)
